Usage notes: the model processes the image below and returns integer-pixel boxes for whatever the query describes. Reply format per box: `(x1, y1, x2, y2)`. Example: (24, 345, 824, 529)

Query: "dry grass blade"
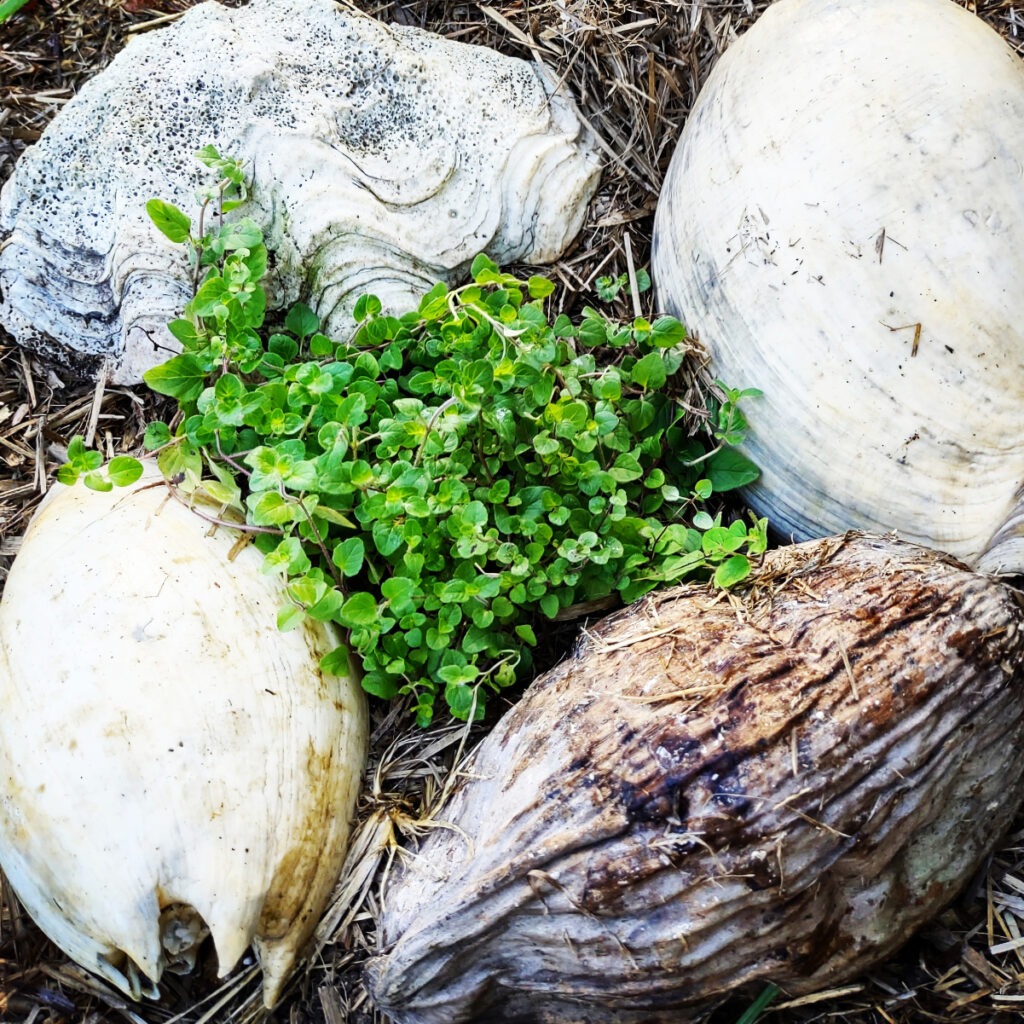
(4, 1, 1024, 1023)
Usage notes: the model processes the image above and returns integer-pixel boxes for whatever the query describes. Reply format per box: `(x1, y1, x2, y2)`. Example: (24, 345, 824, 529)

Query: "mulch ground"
(3, 1, 1024, 1022)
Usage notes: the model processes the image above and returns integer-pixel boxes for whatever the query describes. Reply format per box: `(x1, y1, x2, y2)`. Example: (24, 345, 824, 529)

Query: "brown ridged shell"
(367, 534, 1024, 1023)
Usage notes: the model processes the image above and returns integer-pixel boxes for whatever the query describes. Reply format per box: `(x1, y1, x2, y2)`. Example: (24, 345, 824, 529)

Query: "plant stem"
(414, 397, 459, 467)
(166, 481, 282, 535)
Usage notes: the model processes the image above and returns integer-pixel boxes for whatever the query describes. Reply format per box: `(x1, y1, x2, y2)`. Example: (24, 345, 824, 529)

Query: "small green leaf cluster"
(136, 150, 766, 726)
(56, 437, 143, 492)
(595, 268, 651, 303)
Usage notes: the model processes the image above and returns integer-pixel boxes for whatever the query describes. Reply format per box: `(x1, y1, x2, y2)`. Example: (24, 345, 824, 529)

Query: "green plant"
(734, 985, 780, 1024)
(595, 268, 650, 302)
(57, 436, 143, 492)
(125, 149, 765, 725)
(0, 0, 32, 24)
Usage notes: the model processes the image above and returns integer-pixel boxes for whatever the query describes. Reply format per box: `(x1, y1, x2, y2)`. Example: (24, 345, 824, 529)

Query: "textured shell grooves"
(368, 535, 1024, 1024)
(651, 0, 1024, 572)
(0, 468, 369, 1008)
(0, 0, 600, 384)
(979, 495, 1024, 574)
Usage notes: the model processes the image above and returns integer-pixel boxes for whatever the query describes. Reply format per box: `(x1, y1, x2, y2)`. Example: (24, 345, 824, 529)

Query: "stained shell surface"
(651, 0, 1024, 573)
(0, 466, 369, 1007)
(0, 0, 600, 384)
(368, 534, 1024, 1023)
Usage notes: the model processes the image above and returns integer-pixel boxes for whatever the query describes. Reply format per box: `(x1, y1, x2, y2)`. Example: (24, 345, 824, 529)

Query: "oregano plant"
(102, 148, 766, 726)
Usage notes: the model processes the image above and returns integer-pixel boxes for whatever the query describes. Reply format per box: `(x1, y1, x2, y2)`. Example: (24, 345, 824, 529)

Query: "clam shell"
(651, 0, 1024, 573)
(367, 534, 1024, 1023)
(0, 466, 369, 1007)
(0, 0, 600, 384)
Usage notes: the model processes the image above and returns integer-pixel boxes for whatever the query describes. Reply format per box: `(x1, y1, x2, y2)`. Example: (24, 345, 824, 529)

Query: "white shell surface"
(651, 0, 1024, 573)
(0, 0, 600, 384)
(0, 466, 369, 1007)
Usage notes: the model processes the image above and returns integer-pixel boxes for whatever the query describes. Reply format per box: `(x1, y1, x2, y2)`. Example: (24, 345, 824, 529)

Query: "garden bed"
(2, 1, 1024, 1022)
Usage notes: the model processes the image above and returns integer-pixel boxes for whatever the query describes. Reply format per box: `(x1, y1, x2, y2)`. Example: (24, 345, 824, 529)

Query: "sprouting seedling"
(595, 268, 651, 302)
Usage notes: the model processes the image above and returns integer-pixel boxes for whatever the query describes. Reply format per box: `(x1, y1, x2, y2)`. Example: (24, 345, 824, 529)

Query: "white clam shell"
(0, 0, 600, 384)
(651, 0, 1024, 573)
(0, 466, 368, 1007)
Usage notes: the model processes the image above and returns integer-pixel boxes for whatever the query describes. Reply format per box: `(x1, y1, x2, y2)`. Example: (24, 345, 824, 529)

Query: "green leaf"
(418, 282, 449, 319)
(533, 435, 560, 458)
(514, 624, 537, 645)
(307, 587, 344, 622)
(362, 672, 400, 700)
(268, 333, 299, 362)
(372, 521, 405, 557)
(609, 453, 643, 483)
(83, 472, 114, 492)
(143, 421, 173, 450)
(320, 646, 352, 677)
(714, 554, 751, 589)
(309, 333, 334, 357)
(248, 491, 296, 526)
(702, 526, 747, 556)
(218, 218, 263, 251)
(527, 275, 555, 299)
(333, 537, 366, 576)
(66, 435, 96, 467)
(381, 575, 418, 614)
(445, 681, 481, 721)
(145, 199, 191, 244)
(143, 354, 208, 403)
(733, 985, 779, 1024)
(353, 294, 383, 321)
(264, 537, 312, 576)
(595, 274, 624, 302)
(470, 253, 499, 280)
(707, 448, 760, 492)
(107, 456, 144, 487)
(650, 316, 686, 347)
(693, 510, 715, 531)
(577, 316, 607, 346)
(285, 302, 319, 340)
(0, 0, 32, 22)
(339, 591, 379, 628)
(631, 351, 668, 390)
(277, 604, 306, 631)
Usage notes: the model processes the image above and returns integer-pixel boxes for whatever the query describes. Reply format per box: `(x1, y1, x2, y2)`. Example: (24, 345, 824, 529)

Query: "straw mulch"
(2, 1, 1024, 1022)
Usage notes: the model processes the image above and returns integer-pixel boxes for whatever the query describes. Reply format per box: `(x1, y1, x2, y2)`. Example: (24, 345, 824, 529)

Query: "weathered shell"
(0, 0, 600, 384)
(651, 0, 1024, 574)
(0, 466, 369, 1007)
(367, 534, 1024, 1023)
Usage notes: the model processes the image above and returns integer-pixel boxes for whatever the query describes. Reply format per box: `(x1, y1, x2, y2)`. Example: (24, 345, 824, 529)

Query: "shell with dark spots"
(0, 0, 600, 384)
(367, 534, 1024, 1024)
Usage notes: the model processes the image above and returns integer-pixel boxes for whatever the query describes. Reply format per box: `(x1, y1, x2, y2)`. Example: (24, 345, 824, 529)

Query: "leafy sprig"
(129, 148, 765, 726)
(57, 437, 143, 492)
(595, 268, 651, 302)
